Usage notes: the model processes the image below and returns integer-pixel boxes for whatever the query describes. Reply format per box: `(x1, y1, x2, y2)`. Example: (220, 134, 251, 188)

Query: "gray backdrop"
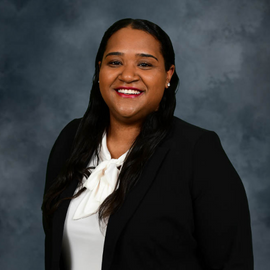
(1, 0, 269, 269)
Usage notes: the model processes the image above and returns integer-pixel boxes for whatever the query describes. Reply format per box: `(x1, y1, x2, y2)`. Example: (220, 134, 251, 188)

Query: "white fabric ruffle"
(73, 134, 128, 220)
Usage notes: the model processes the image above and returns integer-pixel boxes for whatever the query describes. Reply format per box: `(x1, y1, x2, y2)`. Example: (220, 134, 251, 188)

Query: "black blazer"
(43, 117, 253, 270)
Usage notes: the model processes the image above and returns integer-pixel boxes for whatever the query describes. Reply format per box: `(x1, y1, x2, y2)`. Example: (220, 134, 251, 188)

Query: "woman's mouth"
(117, 89, 141, 95)
(115, 88, 143, 98)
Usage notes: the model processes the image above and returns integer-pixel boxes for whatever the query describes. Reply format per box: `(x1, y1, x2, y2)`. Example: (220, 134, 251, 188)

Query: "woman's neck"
(106, 119, 141, 159)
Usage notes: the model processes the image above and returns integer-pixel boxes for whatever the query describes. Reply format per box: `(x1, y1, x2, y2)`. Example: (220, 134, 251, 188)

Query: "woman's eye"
(139, 62, 152, 68)
(108, 61, 121, 66)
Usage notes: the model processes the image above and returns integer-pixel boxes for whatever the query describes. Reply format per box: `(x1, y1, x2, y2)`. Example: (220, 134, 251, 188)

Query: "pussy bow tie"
(73, 135, 127, 220)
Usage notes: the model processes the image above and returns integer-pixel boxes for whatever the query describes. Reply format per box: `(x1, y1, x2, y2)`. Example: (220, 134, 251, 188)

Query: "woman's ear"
(165, 65, 175, 88)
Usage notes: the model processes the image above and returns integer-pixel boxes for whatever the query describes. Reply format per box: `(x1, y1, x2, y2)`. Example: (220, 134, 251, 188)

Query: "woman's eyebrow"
(105, 52, 158, 61)
(136, 53, 158, 61)
(105, 52, 123, 58)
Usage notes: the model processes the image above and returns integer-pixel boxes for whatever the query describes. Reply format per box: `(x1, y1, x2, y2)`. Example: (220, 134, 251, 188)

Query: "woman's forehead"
(104, 27, 162, 57)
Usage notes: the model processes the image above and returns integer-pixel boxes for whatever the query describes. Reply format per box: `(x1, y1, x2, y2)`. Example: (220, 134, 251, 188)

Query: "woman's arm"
(192, 131, 253, 269)
(42, 118, 80, 232)
(44, 119, 80, 193)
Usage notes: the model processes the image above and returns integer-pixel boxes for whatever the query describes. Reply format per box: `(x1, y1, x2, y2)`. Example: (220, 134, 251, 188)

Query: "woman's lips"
(114, 87, 143, 98)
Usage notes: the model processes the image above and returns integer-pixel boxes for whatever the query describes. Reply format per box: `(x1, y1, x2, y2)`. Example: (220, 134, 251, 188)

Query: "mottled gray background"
(1, 0, 269, 269)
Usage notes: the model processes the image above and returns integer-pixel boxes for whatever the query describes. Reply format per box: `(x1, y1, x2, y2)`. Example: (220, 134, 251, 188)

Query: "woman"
(42, 19, 253, 270)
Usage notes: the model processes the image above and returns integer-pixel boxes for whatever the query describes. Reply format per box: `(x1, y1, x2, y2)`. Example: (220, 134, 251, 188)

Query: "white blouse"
(62, 134, 128, 270)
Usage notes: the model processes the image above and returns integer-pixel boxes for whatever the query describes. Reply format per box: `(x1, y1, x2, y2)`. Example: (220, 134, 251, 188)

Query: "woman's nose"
(118, 65, 139, 83)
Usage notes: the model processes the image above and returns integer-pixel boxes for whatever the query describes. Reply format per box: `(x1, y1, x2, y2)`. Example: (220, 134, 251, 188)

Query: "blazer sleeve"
(44, 119, 81, 193)
(191, 131, 253, 269)
(42, 118, 80, 232)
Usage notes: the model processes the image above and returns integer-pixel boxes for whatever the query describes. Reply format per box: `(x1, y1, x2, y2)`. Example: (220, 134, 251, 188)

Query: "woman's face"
(99, 27, 174, 125)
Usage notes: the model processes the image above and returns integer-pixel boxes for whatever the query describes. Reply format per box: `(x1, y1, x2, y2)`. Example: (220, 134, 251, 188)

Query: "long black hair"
(42, 18, 179, 223)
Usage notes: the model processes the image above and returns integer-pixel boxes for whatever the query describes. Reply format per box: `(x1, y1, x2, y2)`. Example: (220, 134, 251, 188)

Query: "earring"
(167, 82, 170, 87)
(98, 81, 99, 83)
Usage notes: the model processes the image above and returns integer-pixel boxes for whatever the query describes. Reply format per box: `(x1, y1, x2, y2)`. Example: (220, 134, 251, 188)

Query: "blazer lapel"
(50, 179, 78, 267)
(102, 146, 170, 270)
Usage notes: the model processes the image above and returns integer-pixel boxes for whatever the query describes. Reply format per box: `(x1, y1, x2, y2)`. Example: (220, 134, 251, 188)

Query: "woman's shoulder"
(50, 118, 82, 161)
(45, 118, 82, 191)
(57, 118, 82, 141)
(170, 116, 219, 147)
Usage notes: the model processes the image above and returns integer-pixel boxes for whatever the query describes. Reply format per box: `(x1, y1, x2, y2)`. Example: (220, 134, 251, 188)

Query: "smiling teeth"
(117, 89, 141, 94)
